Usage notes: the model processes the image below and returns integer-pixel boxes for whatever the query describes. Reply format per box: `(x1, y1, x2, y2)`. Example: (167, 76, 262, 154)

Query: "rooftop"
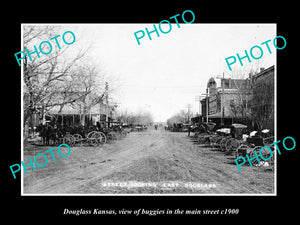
(252, 65, 275, 80)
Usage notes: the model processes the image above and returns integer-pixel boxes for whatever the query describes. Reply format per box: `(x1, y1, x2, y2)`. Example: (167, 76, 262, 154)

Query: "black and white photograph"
(20, 23, 276, 195)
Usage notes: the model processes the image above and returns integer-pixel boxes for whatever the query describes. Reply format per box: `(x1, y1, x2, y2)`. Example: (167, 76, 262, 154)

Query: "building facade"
(200, 65, 274, 131)
(201, 76, 252, 127)
(47, 102, 116, 127)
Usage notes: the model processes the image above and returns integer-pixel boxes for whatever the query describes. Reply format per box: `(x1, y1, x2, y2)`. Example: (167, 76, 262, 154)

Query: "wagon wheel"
(73, 133, 82, 140)
(73, 133, 83, 146)
(220, 137, 228, 152)
(64, 134, 75, 145)
(98, 132, 107, 144)
(121, 130, 128, 138)
(63, 136, 74, 147)
(216, 136, 223, 144)
(89, 132, 103, 146)
(259, 146, 274, 163)
(86, 131, 97, 146)
(71, 135, 76, 145)
(193, 132, 199, 140)
(270, 148, 275, 166)
(225, 138, 240, 155)
(197, 135, 206, 144)
(91, 131, 107, 146)
(235, 144, 251, 159)
(89, 133, 100, 146)
(205, 136, 212, 146)
(87, 131, 97, 139)
(107, 131, 118, 142)
(248, 146, 263, 166)
(209, 135, 219, 148)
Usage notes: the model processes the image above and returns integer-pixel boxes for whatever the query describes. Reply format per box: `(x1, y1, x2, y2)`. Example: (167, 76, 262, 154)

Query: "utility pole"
(186, 104, 192, 124)
(197, 90, 209, 123)
(221, 72, 225, 126)
(216, 72, 225, 126)
(195, 96, 201, 116)
(98, 95, 102, 126)
(206, 88, 209, 123)
(105, 82, 109, 128)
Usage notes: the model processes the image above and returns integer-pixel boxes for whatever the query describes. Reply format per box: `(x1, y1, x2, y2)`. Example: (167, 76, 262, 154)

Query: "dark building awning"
(191, 116, 202, 123)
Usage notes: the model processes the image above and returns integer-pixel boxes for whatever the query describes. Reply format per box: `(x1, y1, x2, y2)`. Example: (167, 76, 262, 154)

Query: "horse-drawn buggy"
(219, 123, 249, 154)
(234, 129, 274, 166)
(37, 121, 130, 147)
(210, 123, 274, 166)
(171, 123, 184, 132)
(66, 122, 130, 147)
(63, 129, 107, 147)
(130, 124, 148, 132)
(189, 122, 214, 142)
(188, 122, 218, 146)
(188, 120, 274, 167)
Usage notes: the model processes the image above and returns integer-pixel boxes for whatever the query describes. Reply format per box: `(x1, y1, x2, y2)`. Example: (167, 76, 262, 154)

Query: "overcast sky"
(40, 23, 276, 122)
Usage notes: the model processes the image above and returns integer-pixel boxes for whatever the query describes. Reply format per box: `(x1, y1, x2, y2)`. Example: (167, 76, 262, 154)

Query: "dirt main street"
(23, 128, 275, 194)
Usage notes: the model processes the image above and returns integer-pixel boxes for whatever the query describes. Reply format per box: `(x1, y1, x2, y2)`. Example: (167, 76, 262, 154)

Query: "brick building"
(201, 77, 252, 127)
(200, 65, 274, 131)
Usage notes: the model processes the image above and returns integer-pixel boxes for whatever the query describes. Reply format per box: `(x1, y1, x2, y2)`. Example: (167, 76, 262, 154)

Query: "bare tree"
(251, 80, 274, 130)
(226, 61, 274, 130)
(23, 25, 92, 125)
(226, 62, 261, 124)
(166, 109, 195, 126)
(70, 65, 103, 125)
(116, 109, 154, 125)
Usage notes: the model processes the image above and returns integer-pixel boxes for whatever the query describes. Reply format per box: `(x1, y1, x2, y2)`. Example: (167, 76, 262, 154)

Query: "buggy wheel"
(121, 130, 128, 138)
(220, 137, 228, 151)
(94, 132, 107, 145)
(209, 135, 219, 148)
(235, 144, 251, 158)
(192, 132, 199, 140)
(197, 135, 205, 144)
(107, 132, 118, 142)
(248, 146, 263, 166)
(87, 131, 97, 146)
(259, 146, 273, 162)
(87, 131, 97, 139)
(73, 133, 83, 146)
(89, 132, 107, 146)
(63, 136, 74, 147)
(225, 138, 240, 154)
(89, 137, 99, 146)
(270, 151, 275, 166)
